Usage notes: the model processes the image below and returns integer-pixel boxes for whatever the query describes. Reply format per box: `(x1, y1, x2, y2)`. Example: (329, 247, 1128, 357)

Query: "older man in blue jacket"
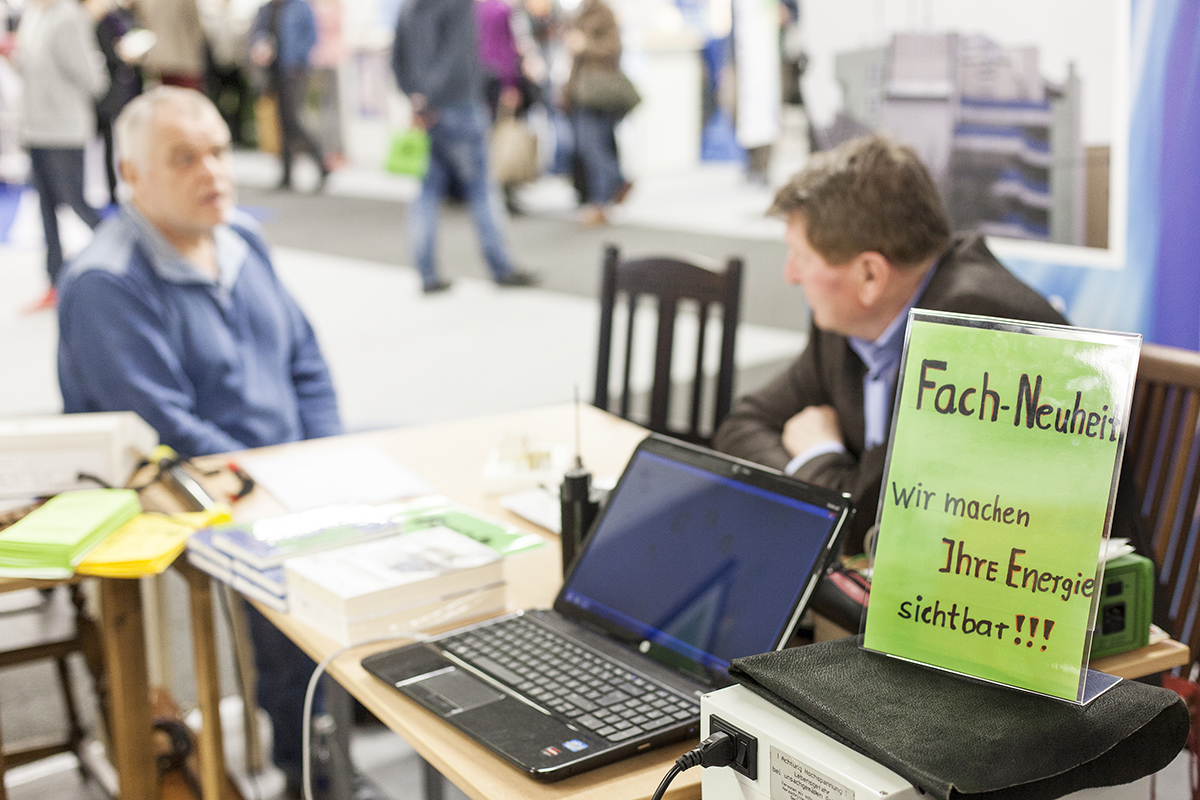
(58, 86, 341, 798)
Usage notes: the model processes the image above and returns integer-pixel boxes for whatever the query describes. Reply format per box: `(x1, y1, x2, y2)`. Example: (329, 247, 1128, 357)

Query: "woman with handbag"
(476, 0, 539, 214)
(562, 0, 634, 227)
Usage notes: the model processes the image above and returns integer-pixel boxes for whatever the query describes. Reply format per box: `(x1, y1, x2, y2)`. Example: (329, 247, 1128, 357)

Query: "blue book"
(232, 560, 286, 598)
(186, 527, 233, 570)
(186, 549, 233, 583)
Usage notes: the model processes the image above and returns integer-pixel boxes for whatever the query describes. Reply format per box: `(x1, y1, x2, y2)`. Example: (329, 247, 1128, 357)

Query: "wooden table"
(199, 402, 1192, 800)
(207, 403, 703, 800)
(1090, 637, 1191, 679)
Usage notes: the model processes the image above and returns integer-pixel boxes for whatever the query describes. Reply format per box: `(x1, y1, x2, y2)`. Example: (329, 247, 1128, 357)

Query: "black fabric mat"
(729, 636, 1188, 800)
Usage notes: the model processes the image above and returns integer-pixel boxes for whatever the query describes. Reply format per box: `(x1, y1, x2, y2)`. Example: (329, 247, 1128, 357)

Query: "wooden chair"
(1127, 341, 1200, 677)
(0, 581, 106, 800)
(593, 245, 743, 446)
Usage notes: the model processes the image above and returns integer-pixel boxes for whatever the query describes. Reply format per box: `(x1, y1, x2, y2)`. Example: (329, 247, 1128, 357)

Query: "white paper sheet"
(238, 445, 436, 512)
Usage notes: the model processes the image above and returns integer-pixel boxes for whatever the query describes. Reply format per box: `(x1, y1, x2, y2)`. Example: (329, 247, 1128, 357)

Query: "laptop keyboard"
(441, 615, 700, 743)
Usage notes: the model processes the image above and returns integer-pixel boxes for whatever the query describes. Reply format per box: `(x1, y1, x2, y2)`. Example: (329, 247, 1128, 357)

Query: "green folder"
(0, 489, 141, 576)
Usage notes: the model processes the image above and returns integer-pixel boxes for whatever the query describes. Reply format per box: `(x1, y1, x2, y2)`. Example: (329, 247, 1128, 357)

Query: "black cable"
(651, 763, 683, 800)
(651, 731, 736, 800)
(76, 472, 114, 488)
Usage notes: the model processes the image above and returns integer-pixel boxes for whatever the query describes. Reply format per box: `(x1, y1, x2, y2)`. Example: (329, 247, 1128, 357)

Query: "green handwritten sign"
(862, 311, 1140, 702)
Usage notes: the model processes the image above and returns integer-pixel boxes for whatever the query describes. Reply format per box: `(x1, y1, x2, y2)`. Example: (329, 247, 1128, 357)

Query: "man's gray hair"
(114, 86, 227, 168)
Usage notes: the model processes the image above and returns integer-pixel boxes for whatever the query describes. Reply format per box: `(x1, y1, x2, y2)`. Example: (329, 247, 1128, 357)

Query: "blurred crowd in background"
(0, 0, 808, 194)
(0, 0, 809, 304)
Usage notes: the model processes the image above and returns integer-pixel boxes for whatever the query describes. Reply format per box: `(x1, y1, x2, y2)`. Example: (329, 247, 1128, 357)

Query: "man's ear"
(854, 251, 892, 308)
(118, 159, 137, 188)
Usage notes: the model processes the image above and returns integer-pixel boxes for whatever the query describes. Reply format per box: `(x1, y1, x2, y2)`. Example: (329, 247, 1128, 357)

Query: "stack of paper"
(236, 445, 436, 512)
(284, 527, 506, 645)
(0, 489, 141, 578)
(76, 508, 231, 578)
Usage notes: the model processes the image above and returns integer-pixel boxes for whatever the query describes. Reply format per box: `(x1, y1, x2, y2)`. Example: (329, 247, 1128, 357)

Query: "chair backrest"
(1127, 341, 1200, 676)
(593, 244, 743, 446)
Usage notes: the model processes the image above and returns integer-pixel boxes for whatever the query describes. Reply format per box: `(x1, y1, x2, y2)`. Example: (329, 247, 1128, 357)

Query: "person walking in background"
(250, 0, 328, 191)
(476, 0, 540, 215)
(562, 0, 630, 228)
(133, 0, 205, 89)
(202, 0, 259, 147)
(308, 0, 344, 170)
(87, 0, 144, 206)
(392, 0, 537, 294)
(732, 0, 781, 185)
(7, 0, 108, 310)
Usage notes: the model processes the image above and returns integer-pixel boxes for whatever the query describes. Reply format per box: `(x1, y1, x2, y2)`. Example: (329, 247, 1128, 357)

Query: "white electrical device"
(0, 412, 159, 498)
(699, 684, 1150, 800)
(700, 684, 920, 800)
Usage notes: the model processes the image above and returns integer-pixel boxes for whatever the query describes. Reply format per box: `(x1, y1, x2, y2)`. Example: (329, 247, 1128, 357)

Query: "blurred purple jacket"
(475, 0, 521, 87)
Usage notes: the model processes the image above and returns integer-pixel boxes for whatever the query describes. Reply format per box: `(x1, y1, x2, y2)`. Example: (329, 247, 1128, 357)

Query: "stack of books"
(186, 504, 404, 611)
(284, 527, 505, 645)
(0, 489, 141, 578)
(185, 497, 535, 632)
(187, 528, 287, 610)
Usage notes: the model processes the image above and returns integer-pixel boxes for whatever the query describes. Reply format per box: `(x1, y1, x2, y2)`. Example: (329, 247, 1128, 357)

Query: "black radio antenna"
(573, 385, 583, 469)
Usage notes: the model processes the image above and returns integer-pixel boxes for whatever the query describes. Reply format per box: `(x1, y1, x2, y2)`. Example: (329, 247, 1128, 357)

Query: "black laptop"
(361, 434, 853, 781)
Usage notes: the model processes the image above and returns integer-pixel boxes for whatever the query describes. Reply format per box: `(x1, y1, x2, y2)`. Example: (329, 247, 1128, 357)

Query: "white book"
(287, 582, 506, 646)
(283, 526, 504, 619)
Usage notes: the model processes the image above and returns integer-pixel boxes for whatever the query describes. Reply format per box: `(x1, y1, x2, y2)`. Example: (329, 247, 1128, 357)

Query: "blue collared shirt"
(784, 264, 937, 475)
(57, 204, 342, 457)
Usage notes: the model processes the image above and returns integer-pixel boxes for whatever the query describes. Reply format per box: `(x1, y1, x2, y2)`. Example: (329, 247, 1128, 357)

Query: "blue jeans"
(28, 147, 103, 284)
(571, 109, 623, 205)
(410, 103, 514, 287)
(245, 602, 321, 786)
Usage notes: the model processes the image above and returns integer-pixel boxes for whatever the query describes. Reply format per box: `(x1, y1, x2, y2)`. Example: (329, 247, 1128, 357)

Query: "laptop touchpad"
(408, 669, 505, 717)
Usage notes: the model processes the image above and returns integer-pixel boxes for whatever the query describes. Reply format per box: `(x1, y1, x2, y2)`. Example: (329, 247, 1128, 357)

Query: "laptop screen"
(554, 436, 850, 683)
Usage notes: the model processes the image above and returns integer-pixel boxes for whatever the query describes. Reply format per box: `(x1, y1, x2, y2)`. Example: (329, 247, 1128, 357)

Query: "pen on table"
(226, 461, 255, 502)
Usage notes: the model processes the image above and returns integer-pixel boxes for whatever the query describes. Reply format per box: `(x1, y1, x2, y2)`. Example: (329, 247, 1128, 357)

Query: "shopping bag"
(254, 94, 280, 154)
(385, 128, 430, 178)
(489, 115, 539, 185)
(572, 67, 641, 118)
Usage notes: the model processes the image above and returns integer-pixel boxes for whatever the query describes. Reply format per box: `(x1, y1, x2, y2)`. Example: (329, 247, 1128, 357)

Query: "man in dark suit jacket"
(713, 135, 1067, 554)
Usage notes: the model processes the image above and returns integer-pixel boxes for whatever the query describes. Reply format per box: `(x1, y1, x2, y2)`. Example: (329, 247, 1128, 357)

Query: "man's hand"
(408, 93, 434, 129)
(781, 405, 843, 457)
